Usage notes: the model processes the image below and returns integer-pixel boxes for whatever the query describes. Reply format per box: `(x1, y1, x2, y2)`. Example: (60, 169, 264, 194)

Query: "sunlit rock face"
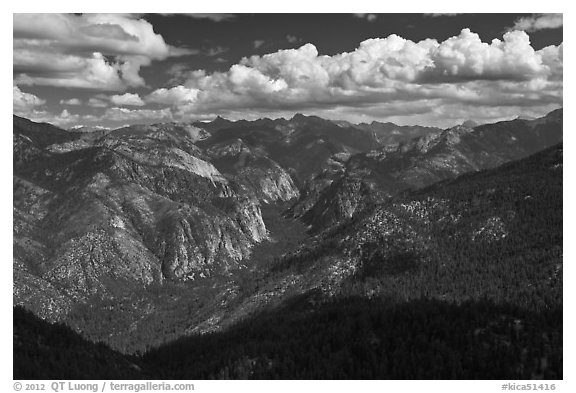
(207, 138, 300, 203)
(13, 117, 271, 318)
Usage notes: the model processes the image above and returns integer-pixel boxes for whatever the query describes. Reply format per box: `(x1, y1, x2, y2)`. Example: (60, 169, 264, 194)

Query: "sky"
(13, 13, 563, 129)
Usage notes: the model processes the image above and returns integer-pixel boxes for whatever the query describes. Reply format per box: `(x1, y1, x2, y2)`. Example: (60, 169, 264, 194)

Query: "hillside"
(197, 114, 441, 186)
(14, 306, 143, 379)
(13, 116, 287, 322)
(291, 110, 563, 234)
(15, 297, 561, 379)
(13, 112, 436, 325)
(13, 111, 563, 372)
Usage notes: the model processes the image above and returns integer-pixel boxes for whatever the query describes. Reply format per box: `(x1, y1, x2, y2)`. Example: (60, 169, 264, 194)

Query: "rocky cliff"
(13, 117, 274, 319)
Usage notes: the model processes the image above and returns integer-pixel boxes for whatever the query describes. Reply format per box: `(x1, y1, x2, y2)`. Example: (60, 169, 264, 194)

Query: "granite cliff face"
(207, 138, 299, 203)
(13, 117, 274, 318)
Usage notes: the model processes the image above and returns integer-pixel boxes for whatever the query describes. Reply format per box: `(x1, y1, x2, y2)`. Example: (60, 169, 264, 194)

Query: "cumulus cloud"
(13, 13, 193, 91)
(53, 109, 83, 125)
(14, 23, 562, 128)
(13, 85, 46, 113)
(512, 14, 563, 32)
(253, 40, 265, 49)
(21, 108, 99, 127)
(103, 107, 173, 122)
(60, 98, 82, 106)
(87, 97, 109, 108)
(146, 86, 199, 106)
(109, 93, 145, 106)
(85, 92, 145, 107)
(20, 106, 172, 129)
(14, 50, 129, 90)
(164, 63, 195, 85)
(421, 29, 558, 82)
(166, 28, 561, 126)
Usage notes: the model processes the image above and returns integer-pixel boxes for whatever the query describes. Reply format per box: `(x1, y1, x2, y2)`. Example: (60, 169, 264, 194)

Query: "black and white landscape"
(13, 13, 563, 380)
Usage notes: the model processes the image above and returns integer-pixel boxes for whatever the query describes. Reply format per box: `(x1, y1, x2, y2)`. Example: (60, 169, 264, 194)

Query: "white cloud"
(512, 14, 563, 32)
(253, 40, 265, 49)
(56, 109, 81, 125)
(13, 21, 563, 128)
(18, 106, 173, 129)
(13, 85, 45, 114)
(86, 92, 145, 107)
(13, 13, 193, 91)
(109, 93, 145, 106)
(164, 63, 195, 85)
(14, 51, 128, 90)
(169, 29, 561, 126)
(103, 107, 173, 122)
(20, 109, 98, 127)
(422, 29, 556, 82)
(146, 86, 199, 106)
(87, 97, 109, 108)
(60, 98, 82, 106)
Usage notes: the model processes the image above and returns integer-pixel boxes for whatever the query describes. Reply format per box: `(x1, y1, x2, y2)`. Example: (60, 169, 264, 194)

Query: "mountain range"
(13, 109, 563, 378)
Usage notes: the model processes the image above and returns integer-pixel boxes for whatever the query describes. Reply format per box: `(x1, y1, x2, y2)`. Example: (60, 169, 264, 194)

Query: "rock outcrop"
(13, 117, 271, 317)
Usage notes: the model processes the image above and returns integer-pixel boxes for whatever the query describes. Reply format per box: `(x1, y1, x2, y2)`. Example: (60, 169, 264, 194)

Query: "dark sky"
(145, 13, 562, 60)
(13, 13, 563, 128)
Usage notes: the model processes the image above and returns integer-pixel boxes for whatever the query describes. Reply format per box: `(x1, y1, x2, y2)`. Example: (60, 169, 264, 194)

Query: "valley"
(12, 12, 565, 381)
(64, 201, 309, 353)
(13, 109, 563, 378)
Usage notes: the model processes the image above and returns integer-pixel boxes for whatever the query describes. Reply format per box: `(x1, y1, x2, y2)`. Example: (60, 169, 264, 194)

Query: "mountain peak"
(461, 120, 479, 128)
(291, 113, 308, 121)
(212, 115, 230, 123)
(545, 108, 563, 121)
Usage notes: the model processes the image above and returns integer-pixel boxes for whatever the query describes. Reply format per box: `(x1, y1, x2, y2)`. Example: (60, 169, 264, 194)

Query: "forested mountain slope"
(291, 110, 562, 234)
